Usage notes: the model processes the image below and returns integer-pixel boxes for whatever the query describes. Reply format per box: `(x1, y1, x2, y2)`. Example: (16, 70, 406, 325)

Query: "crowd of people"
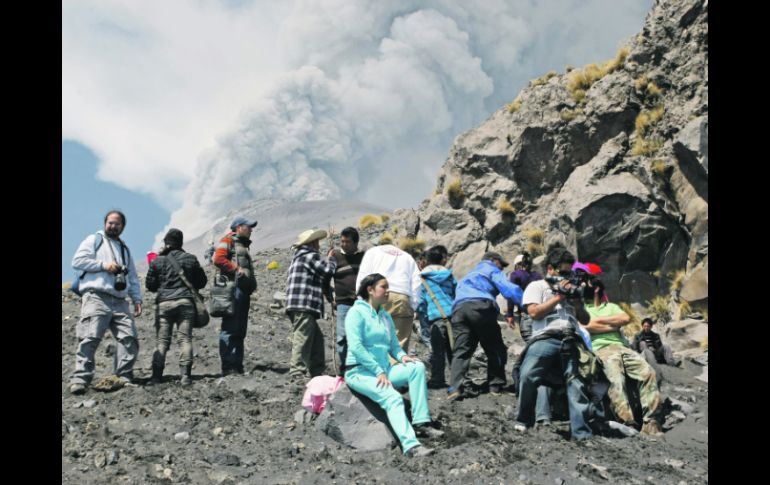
(67, 211, 681, 456)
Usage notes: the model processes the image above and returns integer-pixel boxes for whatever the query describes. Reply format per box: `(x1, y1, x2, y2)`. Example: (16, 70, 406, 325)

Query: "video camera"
(544, 270, 593, 299)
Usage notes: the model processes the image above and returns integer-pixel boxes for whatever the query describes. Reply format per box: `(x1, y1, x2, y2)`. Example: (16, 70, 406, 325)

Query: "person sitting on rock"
(582, 280, 663, 436)
(344, 273, 442, 457)
(633, 318, 681, 367)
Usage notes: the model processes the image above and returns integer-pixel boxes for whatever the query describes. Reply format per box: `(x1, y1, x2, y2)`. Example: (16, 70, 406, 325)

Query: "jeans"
(428, 318, 453, 385)
(219, 287, 250, 373)
(516, 337, 595, 440)
(335, 304, 352, 365)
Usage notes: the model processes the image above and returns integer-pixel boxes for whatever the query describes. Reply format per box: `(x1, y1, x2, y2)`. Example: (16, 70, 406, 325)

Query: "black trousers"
(449, 300, 507, 391)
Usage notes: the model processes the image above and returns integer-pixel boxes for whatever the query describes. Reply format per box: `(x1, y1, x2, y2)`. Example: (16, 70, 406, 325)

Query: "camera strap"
(105, 236, 120, 265)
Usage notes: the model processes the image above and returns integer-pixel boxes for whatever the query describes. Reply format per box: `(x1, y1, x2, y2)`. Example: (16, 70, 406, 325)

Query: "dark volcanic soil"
(62, 236, 708, 484)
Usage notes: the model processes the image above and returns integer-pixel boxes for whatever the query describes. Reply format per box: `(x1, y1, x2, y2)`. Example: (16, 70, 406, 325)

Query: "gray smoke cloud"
(166, 0, 651, 240)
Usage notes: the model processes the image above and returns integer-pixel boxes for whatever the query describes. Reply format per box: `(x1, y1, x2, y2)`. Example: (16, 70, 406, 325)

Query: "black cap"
(163, 228, 184, 247)
(483, 251, 509, 267)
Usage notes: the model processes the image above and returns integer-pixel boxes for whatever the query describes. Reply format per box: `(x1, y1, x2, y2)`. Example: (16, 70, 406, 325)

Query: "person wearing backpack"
(417, 246, 457, 389)
(68, 210, 143, 395)
(145, 229, 207, 386)
(213, 217, 258, 376)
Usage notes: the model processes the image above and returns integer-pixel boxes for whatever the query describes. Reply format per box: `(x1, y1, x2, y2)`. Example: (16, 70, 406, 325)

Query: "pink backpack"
(302, 376, 345, 414)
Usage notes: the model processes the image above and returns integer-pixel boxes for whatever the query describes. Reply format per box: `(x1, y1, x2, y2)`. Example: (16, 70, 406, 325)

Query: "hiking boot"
(607, 420, 639, 437)
(414, 422, 445, 438)
(427, 380, 447, 390)
(69, 383, 87, 395)
(641, 420, 664, 436)
(405, 445, 435, 458)
(146, 364, 164, 386)
(222, 368, 237, 377)
(180, 365, 192, 386)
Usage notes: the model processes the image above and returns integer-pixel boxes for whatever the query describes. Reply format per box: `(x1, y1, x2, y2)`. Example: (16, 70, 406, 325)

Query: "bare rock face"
(663, 319, 708, 352)
(315, 385, 398, 451)
(391, 0, 708, 308)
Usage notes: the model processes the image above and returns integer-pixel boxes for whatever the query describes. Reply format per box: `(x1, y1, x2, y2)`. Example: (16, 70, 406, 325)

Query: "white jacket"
(71, 231, 142, 304)
(355, 245, 421, 310)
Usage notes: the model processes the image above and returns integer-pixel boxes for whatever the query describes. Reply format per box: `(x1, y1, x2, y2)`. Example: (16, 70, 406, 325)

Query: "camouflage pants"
(154, 298, 195, 369)
(595, 345, 660, 426)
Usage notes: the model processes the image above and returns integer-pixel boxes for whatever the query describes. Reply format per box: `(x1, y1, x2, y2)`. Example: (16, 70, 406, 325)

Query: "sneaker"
(405, 445, 435, 457)
(447, 389, 462, 401)
(607, 420, 639, 437)
(414, 423, 445, 438)
(489, 385, 503, 396)
(69, 383, 87, 395)
(513, 422, 528, 433)
(641, 420, 664, 436)
(535, 419, 552, 427)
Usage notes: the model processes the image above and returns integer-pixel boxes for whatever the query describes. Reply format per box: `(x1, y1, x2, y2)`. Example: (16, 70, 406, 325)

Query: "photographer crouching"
(513, 245, 601, 440)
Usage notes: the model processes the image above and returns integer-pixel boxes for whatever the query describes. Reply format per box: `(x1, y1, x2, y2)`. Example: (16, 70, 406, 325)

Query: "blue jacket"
(344, 299, 407, 377)
(418, 267, 457, 322)
(452, 260, 522, 313)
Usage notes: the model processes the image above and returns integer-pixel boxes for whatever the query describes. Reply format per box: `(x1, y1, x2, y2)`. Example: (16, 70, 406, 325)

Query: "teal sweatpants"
(345, 361, 431, 454)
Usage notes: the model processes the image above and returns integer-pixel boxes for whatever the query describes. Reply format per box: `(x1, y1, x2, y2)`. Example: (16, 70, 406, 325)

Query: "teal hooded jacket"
(344, 299, 407, 377)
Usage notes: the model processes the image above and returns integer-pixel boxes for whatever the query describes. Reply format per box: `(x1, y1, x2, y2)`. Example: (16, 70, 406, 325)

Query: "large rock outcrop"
(392, 0, 708, 307)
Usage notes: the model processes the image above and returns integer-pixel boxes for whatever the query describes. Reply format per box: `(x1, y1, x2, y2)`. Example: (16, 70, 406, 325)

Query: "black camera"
(114, 265, 128, 291)
(545, 271, 590, 298)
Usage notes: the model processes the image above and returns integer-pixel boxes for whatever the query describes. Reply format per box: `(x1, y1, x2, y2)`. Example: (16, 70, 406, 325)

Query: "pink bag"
(147, 251, 158, 265)
(301, 375, 345, 414)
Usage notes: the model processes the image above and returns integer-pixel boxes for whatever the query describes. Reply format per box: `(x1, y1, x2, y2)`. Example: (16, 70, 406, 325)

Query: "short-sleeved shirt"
(585, 302, 627, 351)
(522, 280, 578, 338)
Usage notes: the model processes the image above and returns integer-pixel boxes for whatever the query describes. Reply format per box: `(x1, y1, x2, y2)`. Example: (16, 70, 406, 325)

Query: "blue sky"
(62, 140, 169, 282)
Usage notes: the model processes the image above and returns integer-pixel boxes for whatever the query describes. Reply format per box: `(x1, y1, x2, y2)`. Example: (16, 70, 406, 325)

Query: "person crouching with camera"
(68, 210, 143, 395)
(513, 244, 597, 440)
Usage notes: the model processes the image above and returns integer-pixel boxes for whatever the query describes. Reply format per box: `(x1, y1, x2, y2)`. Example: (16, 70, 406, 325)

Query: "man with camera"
(69, 210, 143, 395)
(513, 245, 597, 440)
(213, 216, 258, 376)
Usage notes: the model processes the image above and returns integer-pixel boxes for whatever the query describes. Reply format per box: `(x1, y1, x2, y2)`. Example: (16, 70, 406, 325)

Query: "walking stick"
(330, 305, 339, 375)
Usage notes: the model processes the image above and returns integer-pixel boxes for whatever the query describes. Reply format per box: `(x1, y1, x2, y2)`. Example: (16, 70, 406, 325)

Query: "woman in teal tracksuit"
(344, 273, 441, 457)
